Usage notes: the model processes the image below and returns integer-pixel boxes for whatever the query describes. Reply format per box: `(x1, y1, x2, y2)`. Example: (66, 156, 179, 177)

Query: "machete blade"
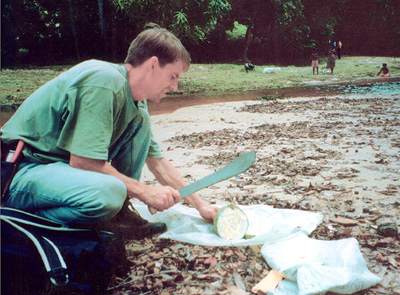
(178, 151, 256, 198)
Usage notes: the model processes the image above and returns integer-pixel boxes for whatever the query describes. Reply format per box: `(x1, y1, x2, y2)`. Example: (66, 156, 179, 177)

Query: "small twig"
(137, 249, 156, 258)
(107, 270, 183, 290)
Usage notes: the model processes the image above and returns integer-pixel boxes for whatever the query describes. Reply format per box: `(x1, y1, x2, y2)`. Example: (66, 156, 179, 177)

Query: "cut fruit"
(213, 204, 249, 240)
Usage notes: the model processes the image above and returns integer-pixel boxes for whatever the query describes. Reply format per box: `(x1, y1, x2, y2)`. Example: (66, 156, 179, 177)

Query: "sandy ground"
(138, 92, 400, 293)
(144, 94, 399, 209)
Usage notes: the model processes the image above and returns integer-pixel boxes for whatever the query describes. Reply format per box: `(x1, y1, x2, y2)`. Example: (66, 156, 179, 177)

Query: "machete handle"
(148, 205, 158, 215)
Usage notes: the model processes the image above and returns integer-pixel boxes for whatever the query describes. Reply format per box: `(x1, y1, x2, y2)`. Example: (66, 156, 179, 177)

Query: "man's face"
(147, 59, 186, 103)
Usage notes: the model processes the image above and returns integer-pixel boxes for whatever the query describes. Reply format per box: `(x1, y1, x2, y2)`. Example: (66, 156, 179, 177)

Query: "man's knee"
(93, 176, 126, 216)
(78, 176, 127, 223)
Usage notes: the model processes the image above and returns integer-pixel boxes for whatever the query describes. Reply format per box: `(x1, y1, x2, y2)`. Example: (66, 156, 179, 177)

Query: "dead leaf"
(233, 271, 246, 291)
(252, 269, 283, 294)
(375, 251, 385, 262)
(223, 284, 249, 295)
(331, 217, 358, 226)
(387, 256, 398, 269)
(225, 249, 234, 256)
(204, 256, 218, 268)
(340, 228, 352, 236)
(235, 250, 247, 260)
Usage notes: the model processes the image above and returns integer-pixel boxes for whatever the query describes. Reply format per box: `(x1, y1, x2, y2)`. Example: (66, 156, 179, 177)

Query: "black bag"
(1, 207, 130, 295)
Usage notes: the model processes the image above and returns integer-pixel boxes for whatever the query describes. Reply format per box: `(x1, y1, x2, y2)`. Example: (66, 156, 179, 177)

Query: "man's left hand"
(197, 204, 220, 223)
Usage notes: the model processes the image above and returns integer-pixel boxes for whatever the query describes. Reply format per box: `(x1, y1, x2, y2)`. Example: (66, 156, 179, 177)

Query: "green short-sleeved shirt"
(0, 60, 163, 165)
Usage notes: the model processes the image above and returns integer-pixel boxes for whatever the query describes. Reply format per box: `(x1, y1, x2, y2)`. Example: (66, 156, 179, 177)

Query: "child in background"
(311, 51, 319, 75)
(377, 63, 390, 77)
(326, 49, 336, 74)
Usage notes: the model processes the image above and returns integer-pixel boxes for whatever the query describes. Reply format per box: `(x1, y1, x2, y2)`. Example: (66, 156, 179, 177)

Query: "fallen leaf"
(204, 256, 218, 268)
(249, 245, 262, 255)
(233, 271, 246, 291)
(375, 251, 385, 262)
(331, 217, 358, 226)
(223, 284, 248, 295)
(235, 250, 247, 260)
(225, 249, 234, 256)
(252, 269, 283, 294)
(387, 256, 398, 269)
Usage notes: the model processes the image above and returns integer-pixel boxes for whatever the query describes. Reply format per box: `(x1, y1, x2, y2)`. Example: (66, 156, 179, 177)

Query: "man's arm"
(69, 154, 180, 212)
(146, 157, 219, 223)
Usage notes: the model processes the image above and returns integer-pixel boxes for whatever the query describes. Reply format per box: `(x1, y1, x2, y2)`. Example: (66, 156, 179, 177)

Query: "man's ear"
(149, 56, 159, 70)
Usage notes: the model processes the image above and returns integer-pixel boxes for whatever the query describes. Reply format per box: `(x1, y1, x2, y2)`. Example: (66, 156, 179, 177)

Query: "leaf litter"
(109, 96, 400, 294)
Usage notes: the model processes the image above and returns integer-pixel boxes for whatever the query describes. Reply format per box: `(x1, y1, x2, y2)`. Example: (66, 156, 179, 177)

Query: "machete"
(149, 151, 256, 214)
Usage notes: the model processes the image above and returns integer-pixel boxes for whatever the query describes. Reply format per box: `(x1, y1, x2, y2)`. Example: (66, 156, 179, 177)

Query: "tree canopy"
(1, 0, 399, 68)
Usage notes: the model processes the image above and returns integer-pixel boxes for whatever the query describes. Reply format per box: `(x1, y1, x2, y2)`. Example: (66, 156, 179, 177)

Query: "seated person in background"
(377, 63, 390, 77)
(245, 62, 255, 72)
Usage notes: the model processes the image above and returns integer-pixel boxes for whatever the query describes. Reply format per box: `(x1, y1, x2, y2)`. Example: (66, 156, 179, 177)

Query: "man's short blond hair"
(125, 27, 190, 71)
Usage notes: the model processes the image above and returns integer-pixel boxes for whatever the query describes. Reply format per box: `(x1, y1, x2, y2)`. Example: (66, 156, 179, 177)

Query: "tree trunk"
(241, 0, 259, 62)
(98, 0, 106, 58)
(242, 25, 252, 62)
(68, 0, 80, 60)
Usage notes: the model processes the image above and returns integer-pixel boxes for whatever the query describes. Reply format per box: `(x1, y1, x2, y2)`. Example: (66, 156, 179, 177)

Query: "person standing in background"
(326, 49, 336, 74)
(311, 50, 319, 75)
(336, 41, 343, 59)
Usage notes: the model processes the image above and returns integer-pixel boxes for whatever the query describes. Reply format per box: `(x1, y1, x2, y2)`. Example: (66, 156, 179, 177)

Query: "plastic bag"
(261, 231, 381, 295)
(263, 67, 281, 74)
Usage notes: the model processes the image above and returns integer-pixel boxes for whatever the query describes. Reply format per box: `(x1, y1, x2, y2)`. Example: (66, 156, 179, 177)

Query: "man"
(0, 26, 219, 239)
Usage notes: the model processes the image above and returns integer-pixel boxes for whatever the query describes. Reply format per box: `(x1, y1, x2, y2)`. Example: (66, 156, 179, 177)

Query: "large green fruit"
(213, 204, 249, 240)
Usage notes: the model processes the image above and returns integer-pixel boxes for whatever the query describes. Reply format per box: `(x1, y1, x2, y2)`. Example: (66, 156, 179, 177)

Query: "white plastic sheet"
(134, 203, 380, 294)
(263, 67, 282, 74)
(134, 203, 323, 246)
(262, 231, 381, 295)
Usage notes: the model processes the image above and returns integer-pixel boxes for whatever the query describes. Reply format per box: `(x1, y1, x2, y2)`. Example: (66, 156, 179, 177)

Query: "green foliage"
(225, 21, 247, 40)
(174, 10, 189, 26)
(205, 0, 231, 20)
(2, 0, 399, 68)
(108, 0, 230, 44)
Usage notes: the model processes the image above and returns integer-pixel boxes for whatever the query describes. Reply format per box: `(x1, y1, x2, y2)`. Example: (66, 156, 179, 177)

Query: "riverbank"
(2, 76, 399, 126)
(1, 55, 399, 112)
(147, 77, 400, 115)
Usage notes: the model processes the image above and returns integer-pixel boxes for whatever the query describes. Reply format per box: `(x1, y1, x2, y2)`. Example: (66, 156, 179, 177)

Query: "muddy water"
(1, 79, 400, 126)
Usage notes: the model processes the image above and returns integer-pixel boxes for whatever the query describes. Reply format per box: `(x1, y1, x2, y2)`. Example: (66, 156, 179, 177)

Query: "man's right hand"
(139, 185, 181, 212)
